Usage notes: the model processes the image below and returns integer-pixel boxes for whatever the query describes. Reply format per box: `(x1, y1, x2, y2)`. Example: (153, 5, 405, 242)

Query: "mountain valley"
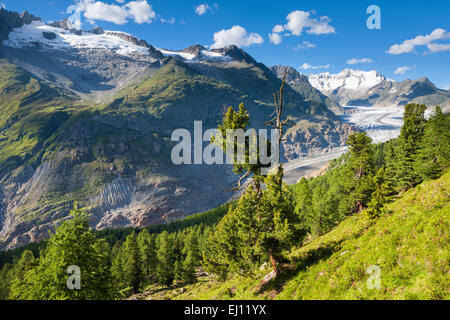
(0, 8, 448, 251)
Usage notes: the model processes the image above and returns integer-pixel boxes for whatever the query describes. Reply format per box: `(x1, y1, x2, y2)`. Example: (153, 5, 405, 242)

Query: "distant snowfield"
(338, 106, 404, 144)
(157, 48, 232, 62)
(4, 21, 232, 62)
(308, 69, 387, 93)
(3, 21, 151, 57)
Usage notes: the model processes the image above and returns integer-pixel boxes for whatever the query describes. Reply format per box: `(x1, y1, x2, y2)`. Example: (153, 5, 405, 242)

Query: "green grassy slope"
(0, 59, 78, 173)
(146, 171, 449, 300)
(102, 58, 328, 128)
(102, 58, 245, 127)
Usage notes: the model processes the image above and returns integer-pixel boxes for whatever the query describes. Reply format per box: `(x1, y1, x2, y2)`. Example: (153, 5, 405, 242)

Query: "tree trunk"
(357, 201, 363, 213)
(269, 252, 278, 278)
(255, 181, 261, 195)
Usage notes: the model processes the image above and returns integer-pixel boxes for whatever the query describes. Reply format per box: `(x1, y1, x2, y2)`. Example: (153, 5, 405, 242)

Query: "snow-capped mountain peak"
(308, 69, 387, 93)
(305, 68, 450, 108)
(3, 19, 239, 65)
(0, 12, 256, 102)
(3, 20, 155, 58)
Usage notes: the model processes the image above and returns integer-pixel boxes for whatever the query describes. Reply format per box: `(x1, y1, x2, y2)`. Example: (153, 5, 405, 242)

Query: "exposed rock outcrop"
(0, 9, 40, 41)
(283, 118, 356, 160)
(47, 18, 81, 35)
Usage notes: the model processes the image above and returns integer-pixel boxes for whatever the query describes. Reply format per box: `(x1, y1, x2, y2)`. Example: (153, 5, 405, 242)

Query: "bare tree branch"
(225, 170, 251, 192)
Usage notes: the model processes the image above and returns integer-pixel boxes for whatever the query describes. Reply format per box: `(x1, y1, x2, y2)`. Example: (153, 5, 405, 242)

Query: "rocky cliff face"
(282, 116, 355, 160)
(271, 65, 311, 84)
(270, 65, 343, 115)
(0, 9, 40, 41)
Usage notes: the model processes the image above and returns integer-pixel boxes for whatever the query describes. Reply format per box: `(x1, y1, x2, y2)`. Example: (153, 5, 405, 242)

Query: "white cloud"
(427, 43, 450, 53)
(269, 32, 282, 45)
(347, 57, 373, 65)
(299, 63, 330, 70)
(388, 28, 450, 54)
(394, 65, 415, 75)
(269, 10, 335, 45)
(160, 17, 175, 24)
(125, 1, 156, 24)
(293, 41, 315, 51)
(83, 1, 129, 24)
(1, 3, 5, 9)
(211, 25, 263, 49)
(195, 4, 211, 16)
(285, 10, 335, 36)
(272, 24, 284, 33)
(72, 0, 156, 26)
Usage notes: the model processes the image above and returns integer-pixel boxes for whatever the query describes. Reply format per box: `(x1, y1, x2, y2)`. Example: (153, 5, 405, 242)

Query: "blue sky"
(2, 0, 450, 89)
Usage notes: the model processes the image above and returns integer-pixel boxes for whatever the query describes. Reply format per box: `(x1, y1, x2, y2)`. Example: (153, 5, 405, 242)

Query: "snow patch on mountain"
(157, 48, 196, 60)
(3, 20, 152, 57)
(305, 68, 450, 108)
(157, 48, 232, 62)
(308, 69, 387, 93)
(3, 20, 234, 64)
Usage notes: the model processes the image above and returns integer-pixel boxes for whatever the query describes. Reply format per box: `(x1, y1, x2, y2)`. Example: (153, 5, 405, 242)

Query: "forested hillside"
(156, 170, 449, 300)
(0, 102, 448, 300)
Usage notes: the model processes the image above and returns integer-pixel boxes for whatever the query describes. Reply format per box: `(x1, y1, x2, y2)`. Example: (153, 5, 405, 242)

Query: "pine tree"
(13, 250, 36, 283)
(111, 242, 128, 293)
(415, 106, 450, 180)
(137, 229, 157, 278)
(339, 132, 375, 214)
(213, 103, 266, 192)
(395, 103, 427, 190)
(204, 190, 260, 279)
(123, 232, 144, 294)
(310, 178, 342, 236)
(383, 139, 399, 189)
(366, 167, 394, 218)
(182, 229, 200, 284)
(206, 74, 305, 279)
(10, 204, 115, 300)
(203, 206, 241, 280)
(155, 231, 174, 286)
(256, 167, 306, 276)
(293, 178, 312, 223)
(373, 143, 385, 168)
(205, 168, 305, 278)
(174, 260, 183, 283)
(0, 263, 14, 300)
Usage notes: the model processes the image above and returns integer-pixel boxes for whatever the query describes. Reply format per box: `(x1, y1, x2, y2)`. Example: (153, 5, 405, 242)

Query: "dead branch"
(225, 170, 251, 192)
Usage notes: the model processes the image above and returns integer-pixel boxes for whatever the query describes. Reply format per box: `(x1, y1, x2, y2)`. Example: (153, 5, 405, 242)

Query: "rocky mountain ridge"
(270, 65, 343, 115)
(306, 68, 450, 109)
